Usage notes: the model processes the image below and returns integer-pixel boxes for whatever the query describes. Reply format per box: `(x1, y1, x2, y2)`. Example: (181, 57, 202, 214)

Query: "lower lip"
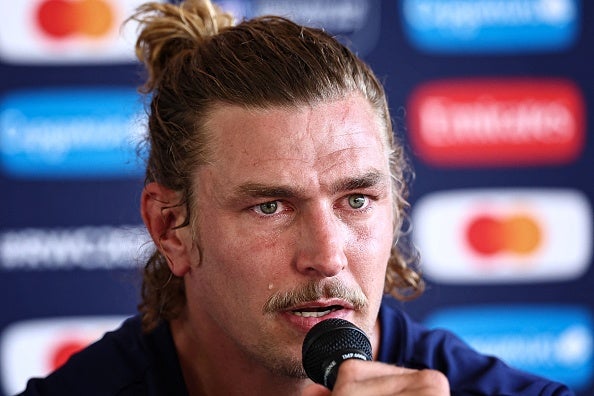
(280, 309, 352, 333)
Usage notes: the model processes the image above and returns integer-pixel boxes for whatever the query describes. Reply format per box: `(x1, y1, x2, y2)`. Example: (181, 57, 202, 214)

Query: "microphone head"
(302, 318, 372, 389)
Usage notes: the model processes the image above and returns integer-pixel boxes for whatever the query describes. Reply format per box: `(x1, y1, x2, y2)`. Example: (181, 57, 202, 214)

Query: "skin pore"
(150, 94, 396, 395)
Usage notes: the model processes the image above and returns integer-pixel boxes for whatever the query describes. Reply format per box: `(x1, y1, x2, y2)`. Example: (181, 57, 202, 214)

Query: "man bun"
(130, 0, 234, 92)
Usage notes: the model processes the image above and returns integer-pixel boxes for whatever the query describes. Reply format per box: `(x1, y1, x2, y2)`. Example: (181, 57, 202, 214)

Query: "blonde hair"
(130, 0, 424, 331)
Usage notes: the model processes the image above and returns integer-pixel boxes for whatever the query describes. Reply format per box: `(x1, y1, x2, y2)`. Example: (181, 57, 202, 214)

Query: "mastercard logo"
(412, 189, 592, 283)
(35, 0, 115, 39)
(0, 0, 147, 64)
(466, 214, 542, 257)
(48, 337, 89, 370)
(0, 316, 126, 395)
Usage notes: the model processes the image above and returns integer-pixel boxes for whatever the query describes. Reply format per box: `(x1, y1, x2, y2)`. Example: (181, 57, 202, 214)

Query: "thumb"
(301, 383, 331, 396)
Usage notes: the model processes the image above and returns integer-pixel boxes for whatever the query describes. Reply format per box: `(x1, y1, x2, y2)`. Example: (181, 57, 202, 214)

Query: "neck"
(170, 314, 311, 396)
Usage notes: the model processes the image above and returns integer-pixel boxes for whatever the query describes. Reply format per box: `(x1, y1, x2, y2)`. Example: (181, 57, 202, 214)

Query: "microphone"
(302, 318, 373, 390)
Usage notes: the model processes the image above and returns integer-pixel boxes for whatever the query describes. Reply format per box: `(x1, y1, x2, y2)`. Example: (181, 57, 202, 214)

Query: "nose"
(294, 208, 348, 278)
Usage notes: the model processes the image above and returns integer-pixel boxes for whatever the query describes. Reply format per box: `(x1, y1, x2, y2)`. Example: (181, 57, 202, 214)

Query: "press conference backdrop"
(0, 0, 592, 394)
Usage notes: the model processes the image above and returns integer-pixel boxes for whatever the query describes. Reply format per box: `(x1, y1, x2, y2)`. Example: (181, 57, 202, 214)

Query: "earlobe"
(141, 182, 194, 276)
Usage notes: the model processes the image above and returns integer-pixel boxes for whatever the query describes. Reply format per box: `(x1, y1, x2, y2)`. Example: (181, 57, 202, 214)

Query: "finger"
(337, 359, 417, 381)
(300, 383, 332, 396)
(334, 362, 449, 396)
(359, 370, 449, 395)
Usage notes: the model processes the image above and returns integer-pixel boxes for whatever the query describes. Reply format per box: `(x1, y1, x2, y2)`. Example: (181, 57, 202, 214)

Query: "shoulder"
(18, 316, 186, 396)
(377, 296, 575, 396)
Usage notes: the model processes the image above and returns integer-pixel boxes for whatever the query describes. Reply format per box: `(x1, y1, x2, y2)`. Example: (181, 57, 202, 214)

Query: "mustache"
(262, 280, 368, 314)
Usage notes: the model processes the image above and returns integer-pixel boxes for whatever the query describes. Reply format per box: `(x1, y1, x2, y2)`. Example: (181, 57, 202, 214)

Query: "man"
(19, 0, 572, 395)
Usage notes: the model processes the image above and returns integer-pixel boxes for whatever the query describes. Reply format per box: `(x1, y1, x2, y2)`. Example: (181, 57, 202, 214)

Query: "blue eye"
(258, 201, 278, 215)
(348, 194, 367, 209)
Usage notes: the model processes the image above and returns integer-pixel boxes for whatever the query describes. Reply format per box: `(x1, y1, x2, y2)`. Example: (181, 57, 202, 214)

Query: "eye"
(257, 201, 279, 215)
(348, 194, 367, 209)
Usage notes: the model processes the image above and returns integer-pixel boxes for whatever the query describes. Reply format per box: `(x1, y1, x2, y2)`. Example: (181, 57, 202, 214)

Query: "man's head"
(133, 0, 422, 337)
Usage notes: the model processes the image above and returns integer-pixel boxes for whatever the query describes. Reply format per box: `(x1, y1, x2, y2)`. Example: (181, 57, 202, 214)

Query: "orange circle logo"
(49, 338, 88, 370)
(36, 0, 114, 39)
(466, 214, 542, 256)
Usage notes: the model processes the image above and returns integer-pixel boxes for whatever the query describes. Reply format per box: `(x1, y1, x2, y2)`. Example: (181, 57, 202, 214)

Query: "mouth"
(290, 305, 344, 318)
(278, 300, 356, 332)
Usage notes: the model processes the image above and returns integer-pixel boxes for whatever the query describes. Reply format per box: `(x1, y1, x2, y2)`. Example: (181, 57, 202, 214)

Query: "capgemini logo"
(0, 88, 145, 179)
(401, 0, 580, 54)
(425, 305, 594, 390)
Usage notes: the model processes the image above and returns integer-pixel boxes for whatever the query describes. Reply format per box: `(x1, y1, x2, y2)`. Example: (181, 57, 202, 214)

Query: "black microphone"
(302, 318, 373, 390)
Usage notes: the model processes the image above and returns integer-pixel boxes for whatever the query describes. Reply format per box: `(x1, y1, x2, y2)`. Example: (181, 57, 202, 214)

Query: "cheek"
(348, 216, 393, 286)
(198, 218, 287, 288)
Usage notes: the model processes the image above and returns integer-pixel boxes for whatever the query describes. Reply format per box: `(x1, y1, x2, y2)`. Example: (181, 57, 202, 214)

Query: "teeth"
(292, 307, 338, 318)
(293, 310, 331, 318)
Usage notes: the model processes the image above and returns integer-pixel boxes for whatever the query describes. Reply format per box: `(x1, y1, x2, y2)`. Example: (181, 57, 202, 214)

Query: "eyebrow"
(231, 170, 388, 201)
(330, 170, 387, 195)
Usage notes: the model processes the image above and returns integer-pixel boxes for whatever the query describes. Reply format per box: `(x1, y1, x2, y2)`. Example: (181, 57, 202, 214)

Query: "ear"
(141, 182, 195, 277)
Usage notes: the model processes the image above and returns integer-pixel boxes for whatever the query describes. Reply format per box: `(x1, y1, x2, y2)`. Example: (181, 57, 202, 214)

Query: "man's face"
(182, 94, 395, 377)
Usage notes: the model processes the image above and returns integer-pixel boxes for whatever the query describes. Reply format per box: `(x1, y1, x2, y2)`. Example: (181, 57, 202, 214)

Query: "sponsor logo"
(425, 305, 594, 390)
(0, 224, 149, 271)
(0, 0, 153, 64)
(0, 88, 145, 179)
(37, 0, 115, 39)
(0, 316, 127, 395)
(466, 213, 542, 257)
(215, 0, 381, 55)
(407, 78, 585, 167)
(401, 0, 580, 54)
(412, 189, 592, 283)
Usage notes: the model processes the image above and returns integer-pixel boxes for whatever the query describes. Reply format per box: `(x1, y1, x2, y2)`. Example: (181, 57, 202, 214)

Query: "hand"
(301, 359, 449, 396)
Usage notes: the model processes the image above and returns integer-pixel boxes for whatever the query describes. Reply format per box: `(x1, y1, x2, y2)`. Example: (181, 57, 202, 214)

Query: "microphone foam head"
(302, 318, 372, 387)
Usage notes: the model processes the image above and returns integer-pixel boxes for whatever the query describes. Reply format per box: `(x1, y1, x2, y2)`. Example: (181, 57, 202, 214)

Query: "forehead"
(201, 95, 390, 188)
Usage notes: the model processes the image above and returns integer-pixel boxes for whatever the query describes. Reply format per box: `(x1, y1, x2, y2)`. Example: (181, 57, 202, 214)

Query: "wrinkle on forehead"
(207, 95, 384, 153)
(201, 95, 390, 191)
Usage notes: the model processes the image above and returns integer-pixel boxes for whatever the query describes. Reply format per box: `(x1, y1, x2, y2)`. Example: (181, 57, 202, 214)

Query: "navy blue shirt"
(378, 297, 573, 395)
(19, 314, 187, 396)
(19, 296, 573, 395)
